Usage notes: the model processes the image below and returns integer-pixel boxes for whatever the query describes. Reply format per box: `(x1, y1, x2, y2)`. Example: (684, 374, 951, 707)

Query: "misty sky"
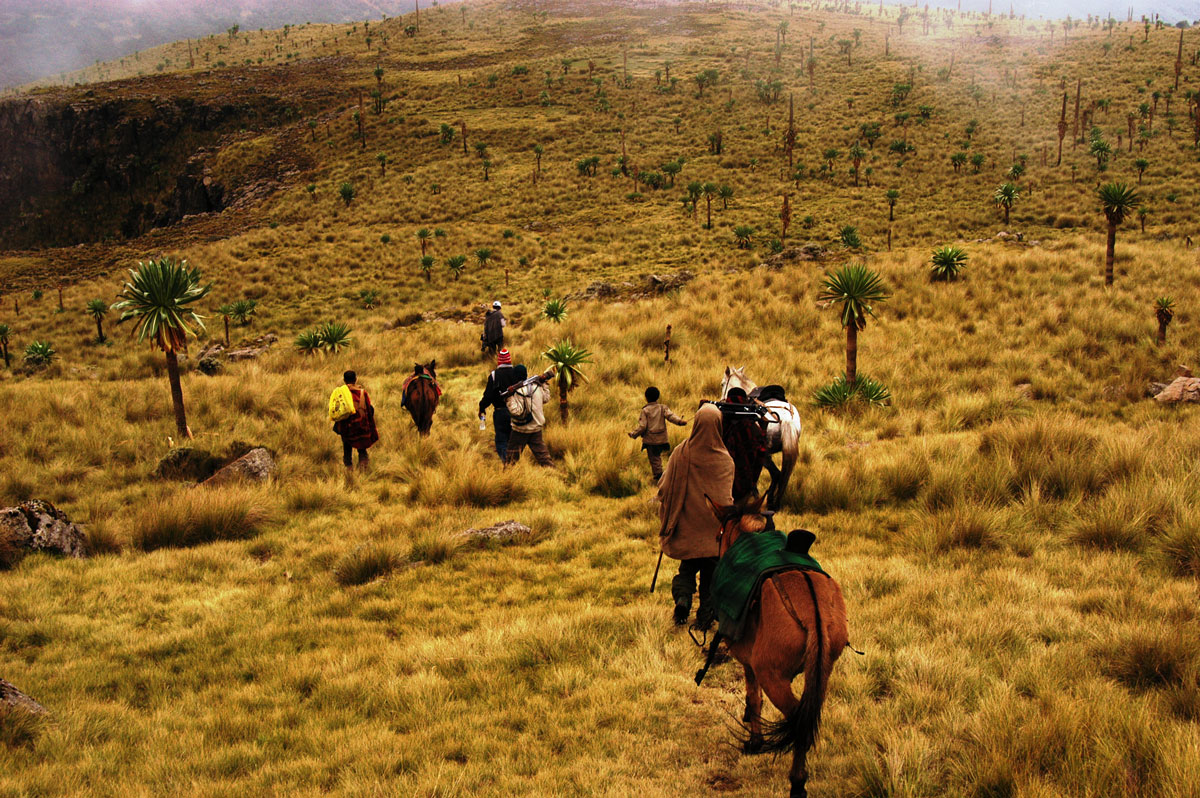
(887, 0, 1197, 20)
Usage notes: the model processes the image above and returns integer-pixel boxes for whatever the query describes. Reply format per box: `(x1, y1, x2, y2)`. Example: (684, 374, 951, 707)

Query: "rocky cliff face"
(0, 74, 309, 248)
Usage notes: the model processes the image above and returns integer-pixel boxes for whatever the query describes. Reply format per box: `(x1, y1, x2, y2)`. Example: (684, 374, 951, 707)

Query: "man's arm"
(666, 407, 687, 426)
(479, 373, 496, 415)
(629, 407, 649, 438)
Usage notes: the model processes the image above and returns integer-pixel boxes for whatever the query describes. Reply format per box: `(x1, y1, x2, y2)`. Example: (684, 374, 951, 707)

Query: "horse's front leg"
(742, 664, 765, 754)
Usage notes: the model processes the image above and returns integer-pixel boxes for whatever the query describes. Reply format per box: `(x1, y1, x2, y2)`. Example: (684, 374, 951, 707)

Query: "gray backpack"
(505, 384, 536, 426)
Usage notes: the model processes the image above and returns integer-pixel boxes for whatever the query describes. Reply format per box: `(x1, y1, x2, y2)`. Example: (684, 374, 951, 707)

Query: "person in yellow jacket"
(328, 370, 378, 470)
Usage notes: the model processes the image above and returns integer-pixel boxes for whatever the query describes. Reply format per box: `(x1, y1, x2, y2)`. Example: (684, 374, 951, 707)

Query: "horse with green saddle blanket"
(697, 493, 849, 798)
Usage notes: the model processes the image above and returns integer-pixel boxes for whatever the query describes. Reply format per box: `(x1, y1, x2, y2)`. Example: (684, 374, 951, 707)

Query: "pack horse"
(720, 366, 802, 511)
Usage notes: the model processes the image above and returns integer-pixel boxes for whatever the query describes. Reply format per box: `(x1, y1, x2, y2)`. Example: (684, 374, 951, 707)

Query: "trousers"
(672, 557, 717, 627)
(342, 438, 369, 469)
(506, 429, 553, 466)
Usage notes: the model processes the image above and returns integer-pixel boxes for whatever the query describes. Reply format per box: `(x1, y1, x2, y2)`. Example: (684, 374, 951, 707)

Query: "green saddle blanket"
(711, 530, 826, 641)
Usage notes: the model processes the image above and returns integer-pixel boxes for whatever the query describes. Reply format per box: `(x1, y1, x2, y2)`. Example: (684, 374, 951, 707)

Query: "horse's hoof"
(789, 780, 807, 798)
(742, 736, 765, 755)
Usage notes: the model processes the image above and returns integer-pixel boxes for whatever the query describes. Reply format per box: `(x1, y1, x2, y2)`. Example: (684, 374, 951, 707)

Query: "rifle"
(706, 400, 781, 423)
(501, 368, 555, 397)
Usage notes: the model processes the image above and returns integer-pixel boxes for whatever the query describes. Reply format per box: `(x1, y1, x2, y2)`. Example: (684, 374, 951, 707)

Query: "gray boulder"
(202, 448, 278, 487)
(0, 500, 88, 567)
(0, 678, 46, 716)
(458, 520, 532, 545)
(226, 333, 278, 362)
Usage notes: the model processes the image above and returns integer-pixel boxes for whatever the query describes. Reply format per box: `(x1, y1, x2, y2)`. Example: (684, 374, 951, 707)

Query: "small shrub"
(22, 341, 55, 367)
(930, 246, 968, 281)
(839, 225, 862, 249)
(543, 298, 568, 323)
(815, 375, 891, 408)
(132, 488, 272, 551)
(333, 545, 399, 586)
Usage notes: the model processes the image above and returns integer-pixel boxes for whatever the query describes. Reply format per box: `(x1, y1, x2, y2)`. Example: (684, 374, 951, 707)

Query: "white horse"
(720, 366, 802, 511)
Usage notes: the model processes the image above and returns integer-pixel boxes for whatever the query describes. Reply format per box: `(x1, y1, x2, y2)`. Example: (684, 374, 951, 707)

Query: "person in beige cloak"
(657, 403, 735, 629)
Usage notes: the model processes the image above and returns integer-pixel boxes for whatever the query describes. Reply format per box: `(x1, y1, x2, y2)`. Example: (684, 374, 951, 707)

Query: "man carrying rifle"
(503, 365, 557, 466)
(713, 388, 769, 502)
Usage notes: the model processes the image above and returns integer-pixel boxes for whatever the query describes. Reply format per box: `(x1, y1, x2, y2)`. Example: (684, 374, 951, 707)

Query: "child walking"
(628, 386, 687, 481)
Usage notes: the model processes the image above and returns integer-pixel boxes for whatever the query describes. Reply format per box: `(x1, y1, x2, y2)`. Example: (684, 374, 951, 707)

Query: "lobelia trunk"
(1105, 223, 1117, 285)
(224, 316, 230, 346)
(1157, 319, 1169, 345)
(1004, 205, 1010, 224)
(705, 196, 712, 229)
(558, 378, 569, 423)
(95, 318, 104, 342)
(845, 324, 858, 386)
(165, 349, 191, 438)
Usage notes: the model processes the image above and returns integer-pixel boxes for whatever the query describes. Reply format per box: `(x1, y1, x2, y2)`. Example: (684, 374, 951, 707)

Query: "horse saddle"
(751, 384, 787, 403)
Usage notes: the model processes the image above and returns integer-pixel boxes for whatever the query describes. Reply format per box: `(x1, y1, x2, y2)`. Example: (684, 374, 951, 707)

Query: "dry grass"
(3, 0, 1200, 796)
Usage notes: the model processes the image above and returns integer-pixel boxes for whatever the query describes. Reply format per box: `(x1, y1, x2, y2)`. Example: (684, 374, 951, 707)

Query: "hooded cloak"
(657, 403, 734, 560)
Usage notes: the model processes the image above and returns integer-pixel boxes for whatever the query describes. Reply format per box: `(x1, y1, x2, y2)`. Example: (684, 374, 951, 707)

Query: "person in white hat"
(481, 300, 507, 355)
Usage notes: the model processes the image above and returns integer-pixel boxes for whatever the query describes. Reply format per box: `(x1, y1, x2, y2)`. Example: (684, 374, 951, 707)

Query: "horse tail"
(758, 572, 829, 757)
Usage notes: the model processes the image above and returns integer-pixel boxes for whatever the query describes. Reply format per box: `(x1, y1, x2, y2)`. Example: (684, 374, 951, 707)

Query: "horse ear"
(429, 359, 437, 371)
(724, 366, 731, 377)
(750, 492, 767, 515)
(704, 494, 726, 521)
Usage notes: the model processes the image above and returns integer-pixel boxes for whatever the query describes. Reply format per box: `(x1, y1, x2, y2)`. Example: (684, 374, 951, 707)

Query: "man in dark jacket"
(481, 300, 507, 355)
(478, 348, 519, 460)
(721, 388, 769, 502)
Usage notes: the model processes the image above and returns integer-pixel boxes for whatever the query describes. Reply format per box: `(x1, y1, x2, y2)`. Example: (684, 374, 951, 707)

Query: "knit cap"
(497, 348, 512, 365)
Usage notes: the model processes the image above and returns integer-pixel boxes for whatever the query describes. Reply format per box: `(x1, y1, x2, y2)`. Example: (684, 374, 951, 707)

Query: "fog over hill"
(0, 0, 425, 88)
(0, 0, 1194, 89)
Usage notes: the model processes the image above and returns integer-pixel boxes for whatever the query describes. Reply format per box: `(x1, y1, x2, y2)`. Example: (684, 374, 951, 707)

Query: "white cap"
(492, 300, 501, 308)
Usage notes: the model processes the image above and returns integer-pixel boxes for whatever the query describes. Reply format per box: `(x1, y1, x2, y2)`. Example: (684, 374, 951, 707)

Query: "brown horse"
(402, 360, 440, 436)
(703, 494, 848, 798)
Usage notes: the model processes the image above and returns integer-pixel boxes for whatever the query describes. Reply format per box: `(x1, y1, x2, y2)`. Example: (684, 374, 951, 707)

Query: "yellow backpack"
(328, 385, 356, 424)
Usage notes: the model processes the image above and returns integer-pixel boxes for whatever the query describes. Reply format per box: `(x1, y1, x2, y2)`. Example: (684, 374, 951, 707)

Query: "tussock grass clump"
(1099, 628, 1198, 692)
(876, 451, 930, 503)
(333, 545, 400, 586)
(406, 449, 529, 508)
(83, 520, 123, 556)
(408, 529, 460, 564)
(132, 488, 273, 551)
(1149, 506, 1200, 578)
(0, 704, 45, 749)
(1068, 488, 1151, 551)
(915, 502, 1004, 553)
(284, 479, 348, 513)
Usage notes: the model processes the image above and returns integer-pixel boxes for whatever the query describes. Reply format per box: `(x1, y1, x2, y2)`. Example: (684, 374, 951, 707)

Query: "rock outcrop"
(1154, 377, 1200, 403)
(0, 678, 47, 716)
(457, 520, 532, 545)
(0, 500, 88, 567)
(202, 448, 278, 487)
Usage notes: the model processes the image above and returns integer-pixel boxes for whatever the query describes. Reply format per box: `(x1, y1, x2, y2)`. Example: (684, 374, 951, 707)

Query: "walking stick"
(649, 550, 664, 593)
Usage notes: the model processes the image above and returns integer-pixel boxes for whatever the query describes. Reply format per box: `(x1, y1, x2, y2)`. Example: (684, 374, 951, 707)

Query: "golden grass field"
(3, 1, 1200, 795)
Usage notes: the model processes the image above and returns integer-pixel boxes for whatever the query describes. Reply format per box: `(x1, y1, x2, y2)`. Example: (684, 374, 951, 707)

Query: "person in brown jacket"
(628, 386, 687, 481)
(657, 403, 734, 629)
